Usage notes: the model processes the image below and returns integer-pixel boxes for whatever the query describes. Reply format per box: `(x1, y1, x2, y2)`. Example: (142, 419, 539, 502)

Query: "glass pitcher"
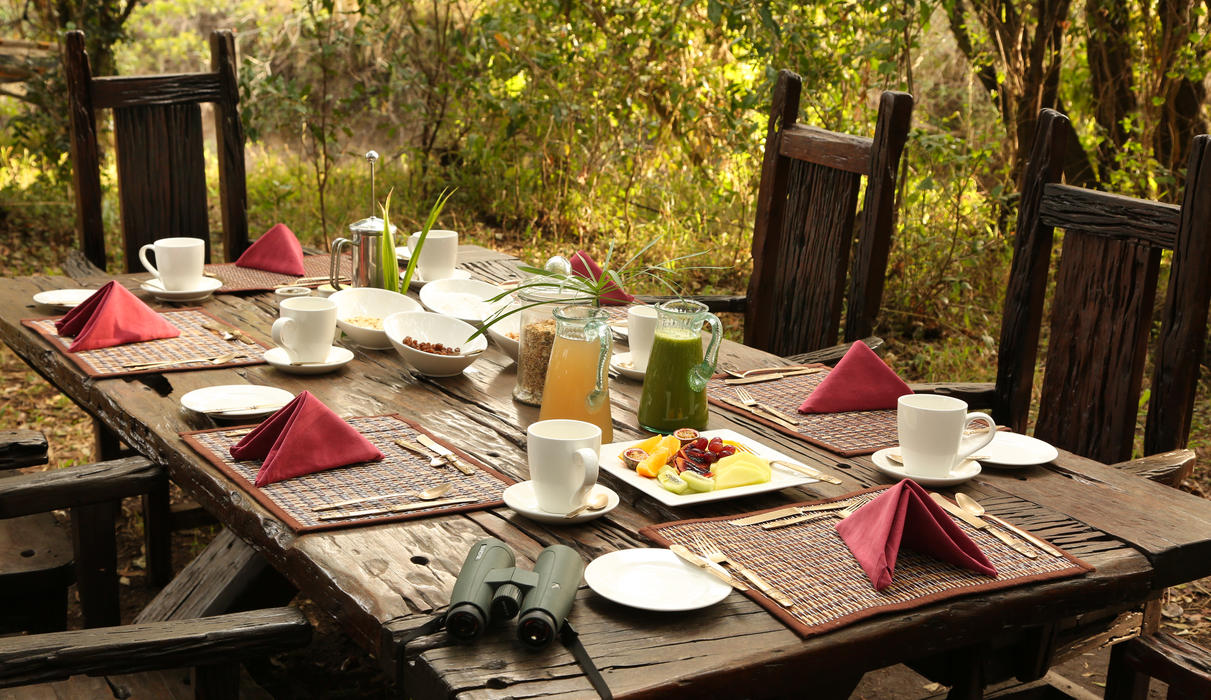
(636, 299, 723, 433)
(537, 304, 614, 442)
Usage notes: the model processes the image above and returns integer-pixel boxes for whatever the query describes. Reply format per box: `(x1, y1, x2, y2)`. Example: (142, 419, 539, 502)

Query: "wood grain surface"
(3, 246, 1211, 698)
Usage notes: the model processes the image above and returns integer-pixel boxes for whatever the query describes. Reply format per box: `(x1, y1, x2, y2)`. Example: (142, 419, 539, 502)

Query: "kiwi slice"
(681, 471, 715, 492)
(657, 465, 691, 494)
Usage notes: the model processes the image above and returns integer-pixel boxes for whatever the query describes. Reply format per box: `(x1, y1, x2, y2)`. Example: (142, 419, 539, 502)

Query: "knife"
(929, 493, 1037, 559)
(722, 368, 822, 385)
(669, 545, 748, 591)
(416, 434, 477, 475)
(769, 459, 843, 485)
(730, 499, 858, 526)
(315, 496, 477, 521)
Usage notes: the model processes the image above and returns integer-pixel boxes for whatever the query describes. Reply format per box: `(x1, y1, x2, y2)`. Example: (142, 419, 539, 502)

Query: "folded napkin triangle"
(798, 340, 912, 413)
(235, 223, 306, 276)
(570, 250, 635, 305)
(54, 280, 180, 352)
(836, 480, 997, 591)
(230, 391, 384, 486)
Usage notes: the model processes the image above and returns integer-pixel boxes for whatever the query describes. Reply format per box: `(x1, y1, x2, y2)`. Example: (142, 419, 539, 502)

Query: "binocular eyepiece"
(445, 538, 584, 648)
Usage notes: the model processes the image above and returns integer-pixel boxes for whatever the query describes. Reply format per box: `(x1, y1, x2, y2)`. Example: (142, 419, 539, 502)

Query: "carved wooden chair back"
(995, 108, 1211, 464)
(63, 29, 249, 272)
(744, 69, 913, 356)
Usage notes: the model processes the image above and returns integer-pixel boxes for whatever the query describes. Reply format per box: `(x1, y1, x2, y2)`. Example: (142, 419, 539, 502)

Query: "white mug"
(527, 419, 600, 514)
(271, 296, 337, 364)
(407, 229, 458, 282)
(138, 237, 204, 291)
(897, 394, 997, 478)
(626, 305, 658, 372)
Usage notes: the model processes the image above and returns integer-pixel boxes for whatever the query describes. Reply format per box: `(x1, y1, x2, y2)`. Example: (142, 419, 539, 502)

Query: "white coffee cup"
(897, 394, 997, 478)
(271, 296, 337, 364)
(527, 419, 600, 514)
(626, 305, 658, 372)
(138, 237, 204, 291)
(407, 229, 458, 282)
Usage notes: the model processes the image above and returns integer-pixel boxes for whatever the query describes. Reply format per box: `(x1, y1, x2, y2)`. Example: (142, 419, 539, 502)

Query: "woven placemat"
(708, 368, 897, 456)
(182, 415, 515, 533)
(205, 255, 351, 292)
(641, 487, 1092, 639)
(22, 309, 268, 379)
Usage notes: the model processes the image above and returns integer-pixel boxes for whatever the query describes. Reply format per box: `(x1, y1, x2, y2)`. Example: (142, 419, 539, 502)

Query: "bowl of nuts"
(383, 311, 487, 377)
(330, 287, 422, 349)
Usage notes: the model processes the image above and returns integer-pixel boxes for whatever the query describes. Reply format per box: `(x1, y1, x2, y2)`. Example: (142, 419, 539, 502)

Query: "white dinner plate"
(978, 432, 1059, 468)
(502, 482, 619, 524)
(32, 288, 97, 310)
(584, 548, 731, 611)
(599, 429, 814, 507)
(139, 276, 223, 302)
(263, 346, 354, 375)
(610, 352, 645, 381)
(405, 267, 472, 290)
(180, 385, 295, 420)
(871, 447, 981, 487)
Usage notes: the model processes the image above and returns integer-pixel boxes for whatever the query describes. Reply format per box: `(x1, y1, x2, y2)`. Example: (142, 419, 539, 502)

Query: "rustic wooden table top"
(3, 246, 1211, 699)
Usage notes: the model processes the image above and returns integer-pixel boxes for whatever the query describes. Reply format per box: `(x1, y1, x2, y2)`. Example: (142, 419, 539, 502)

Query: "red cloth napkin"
(570, 250, 635, 305)
(53, 280, 180, 352)
(798, 340, 912, 413)
(836, 480, 997, 591)
(229, 391, 383, 486)
(234, 223, 306, 276)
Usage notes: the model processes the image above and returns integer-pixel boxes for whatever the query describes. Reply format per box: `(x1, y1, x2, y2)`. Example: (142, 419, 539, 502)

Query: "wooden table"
(3, 247, 1211, 699)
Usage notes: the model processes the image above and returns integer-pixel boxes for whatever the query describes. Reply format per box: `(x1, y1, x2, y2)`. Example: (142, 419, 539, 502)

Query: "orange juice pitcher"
(538, 305, 613, 442)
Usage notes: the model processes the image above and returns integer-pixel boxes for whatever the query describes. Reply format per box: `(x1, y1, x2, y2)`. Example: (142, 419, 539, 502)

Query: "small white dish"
(978, 432, 1059, 468)
(395, 245, 412, 261)
(33, 288, 97, 310)
(418, 278, 512, 327)
(405, 267, 472, 290)
(180, 385, 294, 420)
(610, 352, 645, 381)
(502, 482, 619, 524)
(484, 306, 521, 360)
(871, 447, 981, 487)
(599, 429, 813, 507)
(584, 548, 731, 612)
(263, 346, 354, 375)
(330, 287, 422, 349)
(383, 311, 488, 377)
(139, 276, 223, 302)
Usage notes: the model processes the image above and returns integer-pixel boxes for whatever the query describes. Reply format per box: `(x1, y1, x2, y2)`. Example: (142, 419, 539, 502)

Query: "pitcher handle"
(330, 238, 351, 290)
(585, 317, 611, 411)
(689, 312, 722, 392)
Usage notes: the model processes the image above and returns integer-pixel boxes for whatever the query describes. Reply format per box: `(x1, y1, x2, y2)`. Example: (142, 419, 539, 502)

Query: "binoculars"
(446, 537, 584, 648)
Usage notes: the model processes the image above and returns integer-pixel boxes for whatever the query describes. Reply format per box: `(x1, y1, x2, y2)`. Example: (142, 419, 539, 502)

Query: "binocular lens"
(445, 604, 485, 642)
(517, 610, 556, 648)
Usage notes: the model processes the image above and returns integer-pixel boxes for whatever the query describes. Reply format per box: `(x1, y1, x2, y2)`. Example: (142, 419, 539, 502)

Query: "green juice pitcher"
(636, 299, 722, 433)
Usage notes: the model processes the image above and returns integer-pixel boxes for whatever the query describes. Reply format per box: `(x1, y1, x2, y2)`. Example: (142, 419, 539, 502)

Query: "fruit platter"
(598, 429, 817, 506)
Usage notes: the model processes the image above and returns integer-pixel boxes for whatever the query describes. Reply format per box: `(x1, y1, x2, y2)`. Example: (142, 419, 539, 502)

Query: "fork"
(733, 387, 801, 426)
(123, 351, 239, 370)
(692, 534, 794, 608)
(761, 497, 870, 530)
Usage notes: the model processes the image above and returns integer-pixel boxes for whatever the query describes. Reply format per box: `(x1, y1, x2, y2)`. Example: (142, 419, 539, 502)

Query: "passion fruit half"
(621, 448, 648, 470)
(672, 427, 700, 445)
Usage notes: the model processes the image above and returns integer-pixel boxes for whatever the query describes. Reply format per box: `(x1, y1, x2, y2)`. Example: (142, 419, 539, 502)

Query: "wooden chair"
(922, 108, 1211, 485)
(0, 429, 163, 630)
(63, 28, 250, 272)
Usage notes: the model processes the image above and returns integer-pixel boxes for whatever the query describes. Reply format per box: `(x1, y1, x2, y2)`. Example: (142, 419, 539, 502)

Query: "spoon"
(955, 492, 1063, 557)
(312, 482, 454, 512)
(886, 450, 988, 464)
(564, 491, 609, 518)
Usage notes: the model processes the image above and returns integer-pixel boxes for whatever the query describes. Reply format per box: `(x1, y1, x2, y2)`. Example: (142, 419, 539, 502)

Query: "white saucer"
(263, 346, 354, 375)
(32, 288, 96, 310)
(502, 482, 619, 524)
(395, 245, 412, 261)
(584, 548, 731, 611)
(405, 268, 471, 290)
(610, 352, 646, 381)
(979, 432, 1059, 468)
(140, 276, 223, 302)
(871, 447, 981, 487)
(180, 385, 294, 420)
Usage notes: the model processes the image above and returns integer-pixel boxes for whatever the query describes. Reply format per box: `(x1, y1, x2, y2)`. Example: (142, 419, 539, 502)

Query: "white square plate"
(599, 428, 816, 506)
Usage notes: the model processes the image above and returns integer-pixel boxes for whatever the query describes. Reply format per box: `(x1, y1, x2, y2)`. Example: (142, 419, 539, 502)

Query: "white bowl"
(418, 278, 511, 327)
(330, 287, 422, 349)
(384, 311, 488, 377)
(484, 306, 521, 360)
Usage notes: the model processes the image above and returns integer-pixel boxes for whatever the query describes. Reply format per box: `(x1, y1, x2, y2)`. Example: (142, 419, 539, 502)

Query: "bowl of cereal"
(418, 278, 512, 327)
(330, 287, 422, 349)
(484, 305, 521, 360)
(384, 311, 487, 377)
